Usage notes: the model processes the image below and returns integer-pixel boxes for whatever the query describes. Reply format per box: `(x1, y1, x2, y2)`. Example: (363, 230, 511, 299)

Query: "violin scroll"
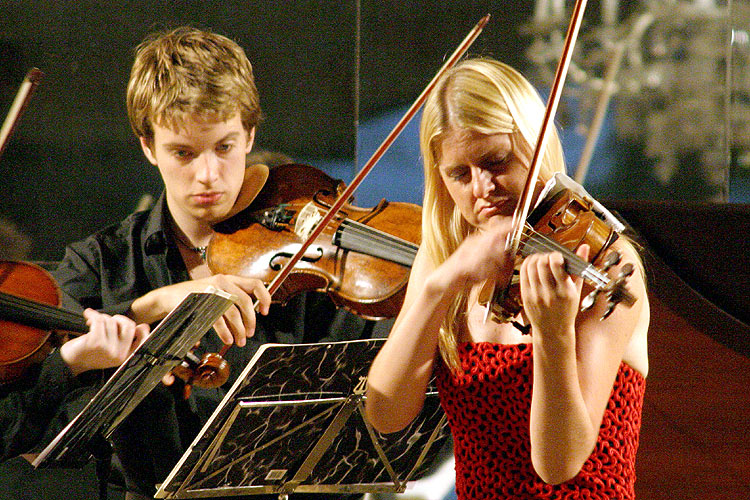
(581, 260, 636, 319)
(171, 351, 230, 399)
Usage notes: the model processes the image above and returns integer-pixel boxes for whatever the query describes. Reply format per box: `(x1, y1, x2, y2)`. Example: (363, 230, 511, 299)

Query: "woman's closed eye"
(480, 155, 511, 173)
(444, 165, 471, 183)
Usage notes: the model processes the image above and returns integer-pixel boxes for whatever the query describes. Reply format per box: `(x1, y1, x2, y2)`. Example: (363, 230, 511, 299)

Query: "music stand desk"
(155, 339, 448, 499)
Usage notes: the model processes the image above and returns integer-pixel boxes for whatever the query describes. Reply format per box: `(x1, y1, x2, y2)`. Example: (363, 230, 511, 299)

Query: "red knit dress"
(436, 342, 646, 500)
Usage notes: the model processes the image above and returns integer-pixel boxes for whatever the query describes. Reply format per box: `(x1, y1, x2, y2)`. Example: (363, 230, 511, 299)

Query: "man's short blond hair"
(127, 26, 261, 141)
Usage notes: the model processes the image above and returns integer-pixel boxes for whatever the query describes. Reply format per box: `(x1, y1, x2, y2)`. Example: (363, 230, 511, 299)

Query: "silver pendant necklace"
(173, 230, 208, 261)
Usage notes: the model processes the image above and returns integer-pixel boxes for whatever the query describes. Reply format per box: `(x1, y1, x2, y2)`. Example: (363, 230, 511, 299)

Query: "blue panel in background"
(304, 96, 750, 206)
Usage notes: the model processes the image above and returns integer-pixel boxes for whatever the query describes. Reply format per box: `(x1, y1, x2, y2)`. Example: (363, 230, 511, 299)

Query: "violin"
(0, 258, 230, 398)
(480, 0, 635, 328)
(167, 164, 420, 396)
(478, 178, 637, 329)
(208, 163, 421, 320)
(0, 260, 230, 394)
(0, 260, 88, 384)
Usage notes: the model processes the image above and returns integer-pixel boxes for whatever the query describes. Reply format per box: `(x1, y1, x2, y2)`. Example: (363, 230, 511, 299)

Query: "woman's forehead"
(439, 130, 513, 158)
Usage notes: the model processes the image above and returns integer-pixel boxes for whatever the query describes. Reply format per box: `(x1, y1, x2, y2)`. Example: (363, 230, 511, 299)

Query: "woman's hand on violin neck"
(129, 274, 271, 348)
(520, 245, 589, 341)
(60, 309, 150, 376)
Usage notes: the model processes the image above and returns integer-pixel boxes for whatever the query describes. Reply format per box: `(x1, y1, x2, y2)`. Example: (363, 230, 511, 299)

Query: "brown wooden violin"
(478, 179, 637, 330)
(208, 163, 420, 320)
(168, 164, 420, 395)
(0, 259, 230, 395)
(0, 260, 88, 384)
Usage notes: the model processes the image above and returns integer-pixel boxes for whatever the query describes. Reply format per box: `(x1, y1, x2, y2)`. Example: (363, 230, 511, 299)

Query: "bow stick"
(481, 0, 587, 323)
(506, 0, 588, 256)
(0, 68, 43, 158)
(265, 14, 491, 298)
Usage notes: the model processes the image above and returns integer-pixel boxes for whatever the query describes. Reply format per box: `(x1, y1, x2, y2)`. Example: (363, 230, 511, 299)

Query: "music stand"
(30, 287, 237, 469)
(154, 338, 449, 499)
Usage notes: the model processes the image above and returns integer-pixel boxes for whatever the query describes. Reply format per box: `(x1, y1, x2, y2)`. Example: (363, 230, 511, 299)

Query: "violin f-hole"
(269, 246, 324, 270)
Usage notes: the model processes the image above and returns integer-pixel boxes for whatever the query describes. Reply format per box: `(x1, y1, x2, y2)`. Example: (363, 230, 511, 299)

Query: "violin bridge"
(294, 202, 322, 241)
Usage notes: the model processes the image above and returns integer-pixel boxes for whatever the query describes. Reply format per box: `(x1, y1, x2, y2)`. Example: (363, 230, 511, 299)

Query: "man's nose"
(196, 152, 220, 183)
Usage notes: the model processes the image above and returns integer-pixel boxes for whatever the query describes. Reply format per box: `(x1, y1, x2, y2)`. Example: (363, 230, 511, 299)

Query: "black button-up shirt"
(0, 349, 98, 461)
(50, 192, 375, 496)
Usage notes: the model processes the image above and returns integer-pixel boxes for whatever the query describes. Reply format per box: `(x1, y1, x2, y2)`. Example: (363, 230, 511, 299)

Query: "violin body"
(208, 164, 421, 320)
(0, 260, 86, 384)
(527, 189, 618, 266)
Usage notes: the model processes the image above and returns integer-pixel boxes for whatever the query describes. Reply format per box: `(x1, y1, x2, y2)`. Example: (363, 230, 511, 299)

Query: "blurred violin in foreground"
(0, 260, 88, 384)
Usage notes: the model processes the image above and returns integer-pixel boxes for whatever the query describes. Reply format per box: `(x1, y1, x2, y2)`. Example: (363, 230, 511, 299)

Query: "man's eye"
(217, 143, 232, 153)
(173, 150, 192, 159)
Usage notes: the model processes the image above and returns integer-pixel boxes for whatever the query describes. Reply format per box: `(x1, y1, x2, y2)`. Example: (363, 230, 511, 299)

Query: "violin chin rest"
(226, 163, 270, 218)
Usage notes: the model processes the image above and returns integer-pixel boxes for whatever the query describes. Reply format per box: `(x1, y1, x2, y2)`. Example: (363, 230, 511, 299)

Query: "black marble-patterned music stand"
(30, 287, 237, 469)
(154, 338, 449, 499)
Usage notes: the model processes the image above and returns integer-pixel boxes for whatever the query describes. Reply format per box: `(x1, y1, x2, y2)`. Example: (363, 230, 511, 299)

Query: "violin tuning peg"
(619, 262, 634, 278)
(600, 278, 632, 319)
(602, 251, 621, 272)
(601, 300, 617, 320)
(581, 289, 598, 311)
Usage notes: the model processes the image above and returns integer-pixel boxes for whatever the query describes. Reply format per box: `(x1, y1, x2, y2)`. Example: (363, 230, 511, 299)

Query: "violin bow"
(506, 0, 588, 256)
(0, 68, 43, 158)
(264, 14, 491, 298)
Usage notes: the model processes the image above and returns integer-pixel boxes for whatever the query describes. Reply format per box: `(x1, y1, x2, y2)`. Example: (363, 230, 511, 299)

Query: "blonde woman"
(366, 58, 649, 500)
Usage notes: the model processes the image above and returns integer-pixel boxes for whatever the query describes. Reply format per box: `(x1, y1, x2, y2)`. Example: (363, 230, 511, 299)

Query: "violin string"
(521, 233, 597, 280)
(521, 230, 587, 270)
(339, 219, 418, 253)
(338, 220, 418, 260)
(344, 231, 417, 262)
(0, 291, 86, 330)
(519, 227, 609, 288)
(330, 218, 609, 288)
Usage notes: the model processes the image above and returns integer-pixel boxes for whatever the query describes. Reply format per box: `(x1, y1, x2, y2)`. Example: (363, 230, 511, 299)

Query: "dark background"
(0, 1, 540, 263)
(7, 0, 738, 264)
(1, 2, 748, 499)
(3, 1, 745, 320)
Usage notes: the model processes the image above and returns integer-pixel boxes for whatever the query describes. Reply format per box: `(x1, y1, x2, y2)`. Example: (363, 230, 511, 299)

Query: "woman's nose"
(471, 168, 494, 198)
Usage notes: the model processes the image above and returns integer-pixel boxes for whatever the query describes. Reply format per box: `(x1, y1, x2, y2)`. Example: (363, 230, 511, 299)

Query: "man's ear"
(245, 127, 256, 154)
(139, 137, 158, 166)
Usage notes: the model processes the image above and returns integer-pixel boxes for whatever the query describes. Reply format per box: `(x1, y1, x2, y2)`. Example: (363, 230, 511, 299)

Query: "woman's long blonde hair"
(419, 58, 566, 371)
